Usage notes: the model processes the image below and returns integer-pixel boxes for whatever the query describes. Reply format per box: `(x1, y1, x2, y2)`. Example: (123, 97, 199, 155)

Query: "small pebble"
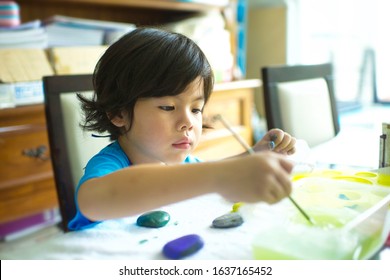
(163, 234, 204, 259)
(136, 210, 170, 228)
(338, 193, 350, 200)
(212, 212, 244, 228)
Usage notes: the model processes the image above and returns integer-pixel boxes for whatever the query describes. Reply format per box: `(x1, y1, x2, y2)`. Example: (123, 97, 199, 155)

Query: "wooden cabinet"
(0, 105, 58, 224)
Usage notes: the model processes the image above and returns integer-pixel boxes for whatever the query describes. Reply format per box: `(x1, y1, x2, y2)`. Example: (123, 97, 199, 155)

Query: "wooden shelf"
(19, 0, 229, 11)
(17, 0, 231, 25)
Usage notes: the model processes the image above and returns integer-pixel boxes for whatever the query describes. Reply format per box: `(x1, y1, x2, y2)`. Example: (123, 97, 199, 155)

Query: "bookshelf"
(17, 0, 238, 71)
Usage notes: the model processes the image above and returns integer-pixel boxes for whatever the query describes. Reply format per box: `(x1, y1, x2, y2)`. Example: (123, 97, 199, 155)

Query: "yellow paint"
(231, 202, 244, 213)
(378, 173, 390, 186)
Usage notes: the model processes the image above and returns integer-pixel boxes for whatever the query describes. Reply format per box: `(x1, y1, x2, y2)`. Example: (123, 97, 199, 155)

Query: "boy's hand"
(219, 152, 294, 204)
(253, 129, 296, 155)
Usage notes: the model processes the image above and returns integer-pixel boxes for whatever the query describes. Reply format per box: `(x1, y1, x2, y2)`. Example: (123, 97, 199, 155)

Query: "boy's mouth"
(172, 138, 192, 149)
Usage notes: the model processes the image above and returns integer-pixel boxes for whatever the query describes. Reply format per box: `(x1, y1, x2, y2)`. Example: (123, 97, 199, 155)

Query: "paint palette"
(292, 169, 385, 186)
(248, 169, 390, 260)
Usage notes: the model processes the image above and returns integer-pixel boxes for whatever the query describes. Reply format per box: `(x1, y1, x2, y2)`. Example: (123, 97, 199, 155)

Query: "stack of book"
(43, 15, 136, 47)
(0, 20, 48, 49)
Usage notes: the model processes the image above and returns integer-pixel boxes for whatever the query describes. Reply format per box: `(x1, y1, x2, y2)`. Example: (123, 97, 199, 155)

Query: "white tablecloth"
(1, 194, 262, 260)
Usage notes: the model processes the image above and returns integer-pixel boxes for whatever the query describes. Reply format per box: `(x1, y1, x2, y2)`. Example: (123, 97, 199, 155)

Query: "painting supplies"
(212, 114, 315, 225)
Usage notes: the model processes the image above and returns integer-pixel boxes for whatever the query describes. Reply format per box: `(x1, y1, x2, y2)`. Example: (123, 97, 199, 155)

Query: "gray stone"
(212, 212, 244, 228)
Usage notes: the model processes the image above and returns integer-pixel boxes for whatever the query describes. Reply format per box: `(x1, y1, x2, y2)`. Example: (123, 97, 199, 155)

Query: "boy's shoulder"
(184, 155, 202, 163)
(88, 140, 130, 167)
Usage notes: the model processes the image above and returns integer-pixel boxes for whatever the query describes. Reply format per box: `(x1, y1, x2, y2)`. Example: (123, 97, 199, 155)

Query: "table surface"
(311, 103, 390, 169)
(0, 191, 388, 260)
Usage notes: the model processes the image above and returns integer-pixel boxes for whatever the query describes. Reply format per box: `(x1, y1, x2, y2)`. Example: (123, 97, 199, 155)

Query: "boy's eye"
(192, 108, 202, 114)
(159, 106, 175, 111)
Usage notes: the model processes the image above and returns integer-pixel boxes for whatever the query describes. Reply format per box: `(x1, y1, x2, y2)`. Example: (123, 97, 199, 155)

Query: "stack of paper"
(43, 15, 136, 47)
(0, 20, 48, 49)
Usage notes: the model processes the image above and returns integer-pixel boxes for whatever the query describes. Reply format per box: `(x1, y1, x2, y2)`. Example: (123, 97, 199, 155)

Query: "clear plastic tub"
(246, 174, 390, 260)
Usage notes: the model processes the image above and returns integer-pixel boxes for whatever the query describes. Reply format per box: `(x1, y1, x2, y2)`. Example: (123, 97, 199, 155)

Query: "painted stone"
(212, 212, 244, 228)
(136, 210, 170, 228)
(162, 234, 204, 259)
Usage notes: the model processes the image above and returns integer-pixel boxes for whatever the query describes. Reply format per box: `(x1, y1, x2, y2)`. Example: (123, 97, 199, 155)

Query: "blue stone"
(339, 193, 350, 200)
(163, 234, 204, 259)
(136, 210, 170, 228)
(212, 212, 244, 228)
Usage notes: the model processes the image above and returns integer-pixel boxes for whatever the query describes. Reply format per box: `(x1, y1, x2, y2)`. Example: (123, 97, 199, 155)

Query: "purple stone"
(162, 234, 204, 259)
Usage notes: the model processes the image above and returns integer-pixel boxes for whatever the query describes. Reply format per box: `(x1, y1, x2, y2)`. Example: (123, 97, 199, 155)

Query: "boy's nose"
(178, 112, 193, 131)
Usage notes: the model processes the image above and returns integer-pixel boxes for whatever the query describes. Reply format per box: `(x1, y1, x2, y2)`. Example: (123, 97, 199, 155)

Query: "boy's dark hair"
(78, 27, 214, 140)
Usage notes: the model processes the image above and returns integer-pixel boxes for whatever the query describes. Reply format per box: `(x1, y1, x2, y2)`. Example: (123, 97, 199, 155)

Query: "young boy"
(69, 27, 296, 230)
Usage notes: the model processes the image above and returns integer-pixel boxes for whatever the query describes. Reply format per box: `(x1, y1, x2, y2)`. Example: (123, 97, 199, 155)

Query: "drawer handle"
(22, 145, 49, 161)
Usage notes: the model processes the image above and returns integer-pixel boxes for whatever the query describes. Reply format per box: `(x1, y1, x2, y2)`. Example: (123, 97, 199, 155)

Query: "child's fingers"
(274, 133, 292, 152)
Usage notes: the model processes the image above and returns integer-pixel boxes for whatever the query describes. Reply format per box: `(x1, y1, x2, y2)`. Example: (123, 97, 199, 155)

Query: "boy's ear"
(108, 112, 128, 128)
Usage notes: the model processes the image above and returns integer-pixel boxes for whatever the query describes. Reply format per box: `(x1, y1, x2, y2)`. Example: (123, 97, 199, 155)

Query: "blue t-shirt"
(68, 140, 201, 231)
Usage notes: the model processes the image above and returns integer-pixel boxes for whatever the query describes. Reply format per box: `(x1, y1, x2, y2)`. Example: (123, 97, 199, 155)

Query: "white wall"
(248, 0, 384, 103)
(297, 0, 377, 102)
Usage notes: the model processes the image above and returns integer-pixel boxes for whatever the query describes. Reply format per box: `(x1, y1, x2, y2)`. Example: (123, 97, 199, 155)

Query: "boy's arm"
(77, 152, 293, 221)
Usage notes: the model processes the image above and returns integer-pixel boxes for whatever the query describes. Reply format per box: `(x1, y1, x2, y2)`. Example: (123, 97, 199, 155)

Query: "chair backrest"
(44, 74, 111, 231)
(261, 63, 340, 147)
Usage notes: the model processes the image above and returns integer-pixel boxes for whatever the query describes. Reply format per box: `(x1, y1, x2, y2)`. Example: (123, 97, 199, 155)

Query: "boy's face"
(120, 78, 205, 164)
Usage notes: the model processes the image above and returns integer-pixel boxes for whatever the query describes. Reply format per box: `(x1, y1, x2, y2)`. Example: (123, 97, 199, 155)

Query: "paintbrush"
(212, 114, 315, 225)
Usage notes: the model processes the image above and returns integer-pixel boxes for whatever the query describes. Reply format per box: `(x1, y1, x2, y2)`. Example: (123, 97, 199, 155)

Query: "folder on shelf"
(49, 46, 108, 74)
(0, 49, 54, 107)
(0, 49, 53, 83)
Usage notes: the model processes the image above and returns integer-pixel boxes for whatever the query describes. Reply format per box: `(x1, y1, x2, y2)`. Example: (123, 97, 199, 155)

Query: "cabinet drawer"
(0, 124, 53, 189)
(0, 177, 58, 223)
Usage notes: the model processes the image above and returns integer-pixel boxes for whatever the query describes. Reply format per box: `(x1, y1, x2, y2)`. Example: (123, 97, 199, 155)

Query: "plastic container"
(246, 172, 390, 260)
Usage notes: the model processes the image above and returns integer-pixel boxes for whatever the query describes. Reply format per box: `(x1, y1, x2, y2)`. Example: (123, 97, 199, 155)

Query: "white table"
(311, 103, 390, 169)
(1, 104, 390, 260)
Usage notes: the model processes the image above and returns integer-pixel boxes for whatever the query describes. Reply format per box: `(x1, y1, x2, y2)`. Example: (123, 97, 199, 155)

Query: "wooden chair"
(44, 74, 111, 231)
(261, 63, 340, 147)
